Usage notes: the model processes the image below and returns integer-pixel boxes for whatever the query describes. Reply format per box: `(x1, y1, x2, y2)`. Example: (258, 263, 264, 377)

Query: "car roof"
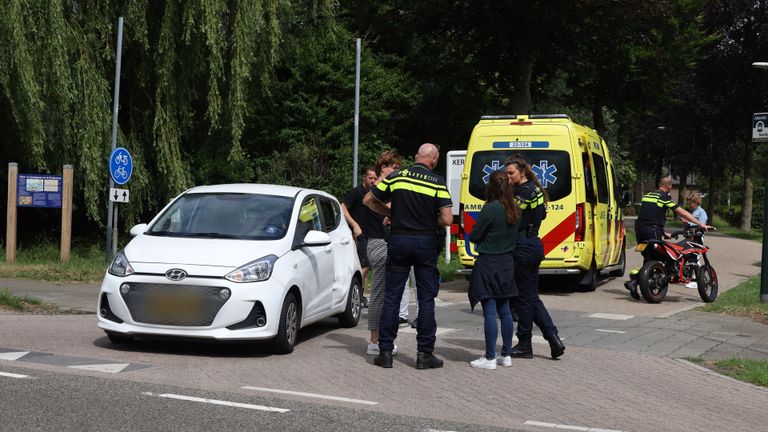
(184, 183, 316, 198)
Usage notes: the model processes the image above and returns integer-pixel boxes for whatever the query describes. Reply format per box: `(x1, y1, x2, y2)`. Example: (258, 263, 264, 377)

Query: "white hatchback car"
(97, 184, 363, 353)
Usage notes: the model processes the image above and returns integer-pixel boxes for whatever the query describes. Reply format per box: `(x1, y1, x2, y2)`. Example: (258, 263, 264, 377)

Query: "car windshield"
(147, 193, 294, 240)
(468, 150, 572, 201)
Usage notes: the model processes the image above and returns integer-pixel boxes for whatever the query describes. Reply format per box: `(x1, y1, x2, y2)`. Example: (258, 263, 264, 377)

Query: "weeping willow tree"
(0, 0, 292, 229)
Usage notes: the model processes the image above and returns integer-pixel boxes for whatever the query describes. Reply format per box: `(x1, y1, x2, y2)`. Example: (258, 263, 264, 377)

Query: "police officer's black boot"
(415, 352, 443, 369)
(509, 338, 533, 359)
(624, 269, 641, 300)
(374, 350, 393, 368)
(547, 334, 565, 359)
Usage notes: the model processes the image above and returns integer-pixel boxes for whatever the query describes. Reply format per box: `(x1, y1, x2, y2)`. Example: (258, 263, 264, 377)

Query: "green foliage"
(0, 288, 43, 311)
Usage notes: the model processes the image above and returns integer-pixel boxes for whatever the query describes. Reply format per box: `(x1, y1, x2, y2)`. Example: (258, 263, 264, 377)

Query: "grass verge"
(686, 356, 768, 388)
(0, 288, 59, 313)
(700, 275, 768, 324)
(0, 243, 106, 282)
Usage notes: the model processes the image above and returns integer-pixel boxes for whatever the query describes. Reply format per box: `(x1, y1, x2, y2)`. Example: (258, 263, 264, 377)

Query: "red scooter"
(634, 226, 718, 303)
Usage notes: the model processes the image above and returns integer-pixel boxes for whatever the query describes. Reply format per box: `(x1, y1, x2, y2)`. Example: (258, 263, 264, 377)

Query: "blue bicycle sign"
(109, 147, 133, 185)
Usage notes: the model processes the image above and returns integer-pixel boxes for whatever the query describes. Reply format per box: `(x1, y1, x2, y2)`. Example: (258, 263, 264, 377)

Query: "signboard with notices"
(17, 174, 63, 208)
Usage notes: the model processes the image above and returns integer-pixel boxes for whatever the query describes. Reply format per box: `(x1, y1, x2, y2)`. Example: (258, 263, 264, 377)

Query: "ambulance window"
(592, 153, 609, 204)
(582, 154, 596, 203)
(468, 150, 571, 201)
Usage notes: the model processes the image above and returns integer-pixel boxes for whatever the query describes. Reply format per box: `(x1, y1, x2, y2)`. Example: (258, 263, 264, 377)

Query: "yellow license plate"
(635, 243, 647, 252)
(148, 293, 201, 318)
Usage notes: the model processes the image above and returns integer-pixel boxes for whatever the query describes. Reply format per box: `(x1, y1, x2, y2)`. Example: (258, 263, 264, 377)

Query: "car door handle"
(340, 237, 351, 245)
(324, 246, 333, 253)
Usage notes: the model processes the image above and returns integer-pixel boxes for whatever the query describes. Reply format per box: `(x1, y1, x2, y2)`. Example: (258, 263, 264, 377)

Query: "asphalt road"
(1, 232, 766, 432)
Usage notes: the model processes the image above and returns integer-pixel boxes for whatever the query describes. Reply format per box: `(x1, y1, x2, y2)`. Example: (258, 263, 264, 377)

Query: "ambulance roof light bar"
(480, 114, 571, 120)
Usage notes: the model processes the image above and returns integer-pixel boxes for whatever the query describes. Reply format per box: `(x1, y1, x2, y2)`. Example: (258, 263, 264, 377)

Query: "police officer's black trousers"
(511, 236, 558, 341)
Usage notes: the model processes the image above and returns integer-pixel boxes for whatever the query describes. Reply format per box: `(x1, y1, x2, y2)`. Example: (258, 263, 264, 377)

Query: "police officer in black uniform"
(624, 175, 712, 299)
(364, 143, 452, 369)
(504, 156, 565, 360)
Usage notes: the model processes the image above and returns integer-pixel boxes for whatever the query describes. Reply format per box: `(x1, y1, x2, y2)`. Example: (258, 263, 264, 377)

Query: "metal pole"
(753, 62, 768, 303)
(761, 181, 768, 303)
(352, 38, 361, 188)
(106, 17, 124, 262)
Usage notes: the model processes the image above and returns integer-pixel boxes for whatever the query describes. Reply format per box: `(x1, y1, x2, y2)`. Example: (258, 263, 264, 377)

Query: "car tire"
(609, 243, 626, 277)
(106, 331, 133, 345)
(272, 293, 299, 354)
(338, 278, 362, 328)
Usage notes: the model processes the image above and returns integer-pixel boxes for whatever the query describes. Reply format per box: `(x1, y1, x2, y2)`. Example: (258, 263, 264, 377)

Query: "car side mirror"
(294, 230, 331, 249)
(129, 223, 148, 237)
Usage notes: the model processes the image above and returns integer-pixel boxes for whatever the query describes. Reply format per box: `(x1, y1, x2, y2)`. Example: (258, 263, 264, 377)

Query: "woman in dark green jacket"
(467, 169, 520, 370)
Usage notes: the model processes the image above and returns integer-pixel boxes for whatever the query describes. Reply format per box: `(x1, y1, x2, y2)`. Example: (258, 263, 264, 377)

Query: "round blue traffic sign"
(109, 147, 133, 185)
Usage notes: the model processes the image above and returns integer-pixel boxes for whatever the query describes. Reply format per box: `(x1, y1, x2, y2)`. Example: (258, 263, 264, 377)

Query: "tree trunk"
(707, 173, 718, 222)
(592, 100, 606, 137)
(739, 140, 753, 230)
(677, 169, 688, 207)
(509, 54, 533, 114)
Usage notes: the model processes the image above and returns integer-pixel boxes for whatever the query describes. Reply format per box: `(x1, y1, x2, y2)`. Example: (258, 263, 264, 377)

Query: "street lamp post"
(752, 62, 768, 303)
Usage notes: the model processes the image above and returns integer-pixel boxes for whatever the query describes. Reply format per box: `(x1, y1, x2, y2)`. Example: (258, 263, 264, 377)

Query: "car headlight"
(108, 250, 135, 277)
(225, 255, 279, 283)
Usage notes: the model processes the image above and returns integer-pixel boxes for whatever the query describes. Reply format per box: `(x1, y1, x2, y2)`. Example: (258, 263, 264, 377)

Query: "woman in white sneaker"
(467, 169, 520, 370)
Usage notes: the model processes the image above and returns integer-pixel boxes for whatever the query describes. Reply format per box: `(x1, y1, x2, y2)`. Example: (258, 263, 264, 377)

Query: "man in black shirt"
(364, 143, 452, 369)
(342, 167, 378, 306)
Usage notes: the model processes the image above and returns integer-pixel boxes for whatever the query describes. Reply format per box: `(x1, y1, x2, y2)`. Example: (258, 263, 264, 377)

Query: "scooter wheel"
(638, 260, 668, 303)
(696, 264, 718, 303)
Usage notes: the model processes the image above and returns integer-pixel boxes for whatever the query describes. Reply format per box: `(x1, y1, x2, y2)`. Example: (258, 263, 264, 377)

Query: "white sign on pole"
(446, 150, 466, 216)
(109, 188, 130, 203)
(754, 112, 768, 142)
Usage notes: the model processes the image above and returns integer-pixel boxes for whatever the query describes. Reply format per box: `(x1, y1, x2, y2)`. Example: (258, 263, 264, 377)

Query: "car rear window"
(148, 193, 294, 240)
(468, 150, 572, 201)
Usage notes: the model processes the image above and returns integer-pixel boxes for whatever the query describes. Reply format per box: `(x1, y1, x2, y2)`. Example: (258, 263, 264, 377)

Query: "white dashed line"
(525, 420, 622, 432)
(242, 386, 378, 405)
(588, 313, 634, 320)
(0, 371, 30, 379)
(69, 363, 130, 374)
(595, 329, 626, 334)
(0, 351, 30, 361)
(142, 392, 289, 412)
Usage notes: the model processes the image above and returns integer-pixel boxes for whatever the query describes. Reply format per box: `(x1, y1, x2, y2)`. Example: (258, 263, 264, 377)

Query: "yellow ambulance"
(457, 114, 626, 291)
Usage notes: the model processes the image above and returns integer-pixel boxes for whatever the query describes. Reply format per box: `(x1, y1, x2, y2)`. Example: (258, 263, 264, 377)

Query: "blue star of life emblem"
(482, 160, 502, 183)
(532, 160, 557, 188)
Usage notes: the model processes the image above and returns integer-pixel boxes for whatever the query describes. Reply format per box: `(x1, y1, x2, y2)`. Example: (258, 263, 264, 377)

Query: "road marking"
(69, 363, 130, 374)
(0, 371, 30, 379)
(588, 313, 634, 320)
(524, 420, 622, 432)
(400, 327, 456, 336)
(0, 351, 30, 361)
(143, 392, 289, 413)
(595, 329, 626, 334)
(242, 386, 378, 405)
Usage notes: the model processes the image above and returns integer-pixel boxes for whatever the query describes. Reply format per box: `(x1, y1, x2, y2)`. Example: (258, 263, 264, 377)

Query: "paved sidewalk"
(0, 278, 99, 313)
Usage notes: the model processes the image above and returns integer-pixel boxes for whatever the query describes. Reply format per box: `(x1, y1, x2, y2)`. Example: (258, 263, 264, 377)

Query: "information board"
(17, 174, 63, 208)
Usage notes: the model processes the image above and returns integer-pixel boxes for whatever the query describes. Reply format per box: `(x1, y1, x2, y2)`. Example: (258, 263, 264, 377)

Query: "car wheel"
(609, 243, 626, 277)
(272, 293, 298, 354)
(338, 278, 362, 328)
(106, 331, 133, 345)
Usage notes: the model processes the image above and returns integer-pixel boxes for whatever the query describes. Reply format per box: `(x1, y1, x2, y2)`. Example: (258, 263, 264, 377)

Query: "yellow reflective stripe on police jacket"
(519, 190, 545, 210)
(384, 176, 450, 198)
(641, 191, 675, 208)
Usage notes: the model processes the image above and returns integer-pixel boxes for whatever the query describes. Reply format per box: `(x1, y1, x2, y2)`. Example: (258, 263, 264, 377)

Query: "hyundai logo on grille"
(165, 268, 188, 281)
